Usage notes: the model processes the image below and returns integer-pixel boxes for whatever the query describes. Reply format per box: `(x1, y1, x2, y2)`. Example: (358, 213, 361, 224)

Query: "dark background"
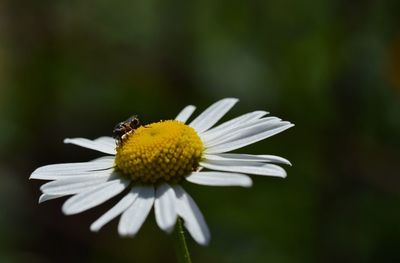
(0, 1, 399, 262)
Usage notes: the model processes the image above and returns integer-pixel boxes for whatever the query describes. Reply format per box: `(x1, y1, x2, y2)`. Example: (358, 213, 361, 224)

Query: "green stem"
(175, 217, 192, 263)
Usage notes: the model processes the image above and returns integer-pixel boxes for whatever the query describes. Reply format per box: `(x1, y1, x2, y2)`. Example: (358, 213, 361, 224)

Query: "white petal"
(205, 123, 294, 154)
(200, 161, 287, 178)
(62, 178, 129, 215)
(203, 117, 281, 147)
(205, 118, 284, 147)
(173, 185, 210, 245)
(30, 157, 115, 180)
(95, 136, 117, 148)
(186, 172, 252, 187)
(189, 98, 239, 133)
(204, 153, 292, 166)
(40, 170, 115, 195)
(89, 156, 116, 162)
(201, 159, 265, 167)
(90, 189, 139, 232)
(118, 186, 155, 236)
(38, 194, 63, 203)
(64, 137, 116, 155)
(175, 105, 196, 123)
(200, 111, 268, 143)
(154, 184, 177, 233)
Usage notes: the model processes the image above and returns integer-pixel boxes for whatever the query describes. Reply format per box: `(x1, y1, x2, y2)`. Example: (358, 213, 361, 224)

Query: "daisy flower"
(30, 98, 294, 245)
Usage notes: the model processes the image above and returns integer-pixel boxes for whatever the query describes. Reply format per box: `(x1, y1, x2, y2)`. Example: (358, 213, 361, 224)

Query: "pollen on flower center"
(115, 120, 204, 184)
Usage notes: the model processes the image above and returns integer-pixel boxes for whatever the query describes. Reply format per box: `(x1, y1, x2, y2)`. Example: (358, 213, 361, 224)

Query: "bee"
(113, 115, 142, 145)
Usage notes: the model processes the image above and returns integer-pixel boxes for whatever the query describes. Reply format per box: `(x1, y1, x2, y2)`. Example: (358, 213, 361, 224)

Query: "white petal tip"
(30, 169, 42, 180)
(163, 226, 175, 234)
(118, 231, 134, 238)
(117, 225, 133, 237)
(118, 230, 127, 237)
(270, 169, 287, 178)
(30, 174, 42, 180)
(61, 208, 72, 215)
(197, 237, 211, 246)
(63, 138, 72, 144)
(38, 195, 46, 204)
(224, 98, 239, 105)
(62, 203, 77, 215)
(90, 224, 101, 232)
(276, 160, 292, 166)
(242, 178, 253, 188)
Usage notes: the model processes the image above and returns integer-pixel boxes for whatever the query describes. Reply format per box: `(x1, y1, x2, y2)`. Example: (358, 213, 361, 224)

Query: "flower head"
(30, 98, 294, 245)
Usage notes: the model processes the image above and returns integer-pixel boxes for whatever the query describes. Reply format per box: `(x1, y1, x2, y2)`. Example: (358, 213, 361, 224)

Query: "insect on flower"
(113, 115, 142, 145)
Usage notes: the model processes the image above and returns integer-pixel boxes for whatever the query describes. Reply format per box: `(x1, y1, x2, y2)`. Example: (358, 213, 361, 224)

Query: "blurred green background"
(1, 0, 399, 262)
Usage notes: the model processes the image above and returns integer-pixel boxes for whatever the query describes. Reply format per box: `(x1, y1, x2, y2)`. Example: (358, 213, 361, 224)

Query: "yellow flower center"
(115, 120, 204, 184)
